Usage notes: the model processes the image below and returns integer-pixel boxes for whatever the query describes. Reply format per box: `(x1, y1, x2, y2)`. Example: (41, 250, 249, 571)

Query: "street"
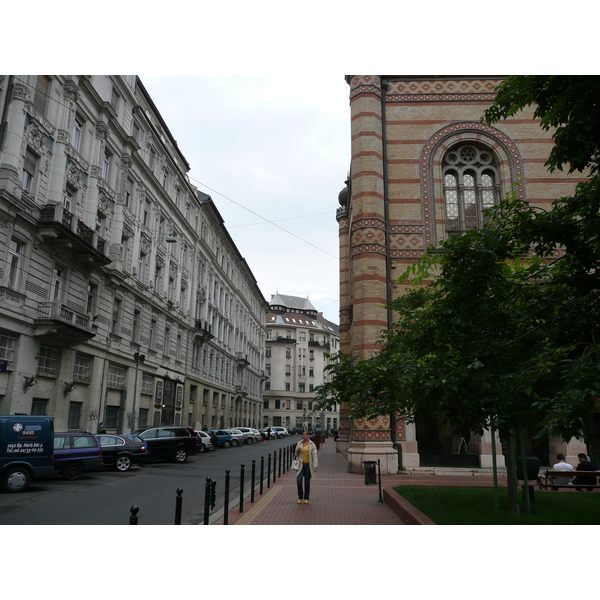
(0, 436, 296, 525)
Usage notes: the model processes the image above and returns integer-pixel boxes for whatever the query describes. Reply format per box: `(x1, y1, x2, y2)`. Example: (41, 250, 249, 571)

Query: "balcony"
(37, 204, 111, 269)
(34, 300, 96, 346)
(193, 319, 213, 344)
(270, 336, 296, 344)
(308, 340, 330, 350)
(236, 352, 249, 367)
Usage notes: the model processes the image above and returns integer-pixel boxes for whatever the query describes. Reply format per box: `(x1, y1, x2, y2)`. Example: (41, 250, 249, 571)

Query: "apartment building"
(263, 293, 339, 432)
(0, 75, 267, 433)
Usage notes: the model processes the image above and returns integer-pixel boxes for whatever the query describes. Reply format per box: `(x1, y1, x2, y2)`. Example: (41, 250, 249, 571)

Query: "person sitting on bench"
(570, 453, 597, 492)
(551, 453, 574, 489)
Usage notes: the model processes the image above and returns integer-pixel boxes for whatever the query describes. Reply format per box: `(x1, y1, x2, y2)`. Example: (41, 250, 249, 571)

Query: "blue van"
(0, 415, 55, 492)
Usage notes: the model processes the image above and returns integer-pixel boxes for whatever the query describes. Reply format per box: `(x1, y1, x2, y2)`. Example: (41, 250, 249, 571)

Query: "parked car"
(237, 427, 262, 444)
(95, 434, 148, 471)
(0, 415, 56, 492)
(209, 429, 234, 448)
(259, 428, 277, 440)
(227, 429, 245, 447)
(195, 430, 214, 452)
(53, 433, 103, 480)
(133, 426, 198, 463)
(272, 427, 290, 437)
(288, 427, 303, 435)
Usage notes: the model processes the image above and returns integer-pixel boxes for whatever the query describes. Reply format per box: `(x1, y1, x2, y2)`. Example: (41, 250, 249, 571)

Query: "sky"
(138, 74, 350, 324)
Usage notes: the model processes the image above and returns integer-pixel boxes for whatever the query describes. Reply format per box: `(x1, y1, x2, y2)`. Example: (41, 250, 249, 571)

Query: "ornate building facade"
(337, 76, 588, 473)
(263, 294, 340, 432)
(0, 75, 267, 433)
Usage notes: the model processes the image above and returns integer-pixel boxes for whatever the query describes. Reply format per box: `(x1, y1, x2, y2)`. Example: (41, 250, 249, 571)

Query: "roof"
(270, 294, 317, 312)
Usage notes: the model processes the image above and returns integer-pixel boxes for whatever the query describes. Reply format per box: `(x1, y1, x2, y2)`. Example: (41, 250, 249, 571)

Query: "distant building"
(337, 75, 588, 473)
(0, 75, 267, 432)
(263, 294, 340, 432)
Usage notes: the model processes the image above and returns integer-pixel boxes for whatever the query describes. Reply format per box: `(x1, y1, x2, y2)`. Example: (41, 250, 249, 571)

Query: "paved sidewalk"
(213, 437, 404, 525)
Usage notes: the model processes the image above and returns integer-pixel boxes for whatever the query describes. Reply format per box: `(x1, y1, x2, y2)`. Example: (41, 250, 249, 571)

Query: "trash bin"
(364, 461, 377, 485)
(516, 455, 540, 481)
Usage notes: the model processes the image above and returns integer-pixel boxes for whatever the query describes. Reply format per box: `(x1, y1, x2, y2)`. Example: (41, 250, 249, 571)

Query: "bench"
(537, 470, 600, 491)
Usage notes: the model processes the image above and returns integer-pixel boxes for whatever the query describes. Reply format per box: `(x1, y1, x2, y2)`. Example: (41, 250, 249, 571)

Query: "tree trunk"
(501, 429, 520, 514)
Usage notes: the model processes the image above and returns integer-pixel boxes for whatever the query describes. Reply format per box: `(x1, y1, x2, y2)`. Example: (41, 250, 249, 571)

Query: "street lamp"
(130, 352, 145, 433)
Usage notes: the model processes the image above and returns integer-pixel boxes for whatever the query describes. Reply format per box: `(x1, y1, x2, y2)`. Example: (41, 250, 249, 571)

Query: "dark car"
(133, 426, 198, 463)
(95, 434, 148, 471)
(53, 433, 103, 480)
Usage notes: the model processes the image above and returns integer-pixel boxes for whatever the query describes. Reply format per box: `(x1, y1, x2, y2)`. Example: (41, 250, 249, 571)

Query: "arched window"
(443, 144, 501, 236)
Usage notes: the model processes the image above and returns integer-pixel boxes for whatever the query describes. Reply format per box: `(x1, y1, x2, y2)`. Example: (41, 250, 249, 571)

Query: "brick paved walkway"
(213, 437, 404, 525)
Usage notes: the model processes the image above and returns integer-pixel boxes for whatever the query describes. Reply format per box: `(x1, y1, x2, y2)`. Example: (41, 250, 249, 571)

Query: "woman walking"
(294, 431, 318, 504)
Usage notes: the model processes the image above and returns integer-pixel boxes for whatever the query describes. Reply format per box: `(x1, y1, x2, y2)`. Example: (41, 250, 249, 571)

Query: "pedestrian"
(97, 423, 107, 434)
(570, 453, 597, 492)
(550, 453, 574, 490)
(293, 430, 318, 504)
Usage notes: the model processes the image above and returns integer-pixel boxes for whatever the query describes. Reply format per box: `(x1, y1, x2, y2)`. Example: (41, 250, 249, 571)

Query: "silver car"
(237, 427, 262, 444)
(227, 429, 245, 447)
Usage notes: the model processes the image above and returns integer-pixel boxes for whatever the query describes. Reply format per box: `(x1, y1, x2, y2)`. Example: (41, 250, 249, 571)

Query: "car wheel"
(223, 441, 231, 449)
(62, 462, 84, 481)
(247, 438, 254, 445)
(1, 466, 32, 493)
(174, 448, 188, 463)
(115, 455, 132, 472)
(201, 443, 207, 452)
(232, 439, 238, 447)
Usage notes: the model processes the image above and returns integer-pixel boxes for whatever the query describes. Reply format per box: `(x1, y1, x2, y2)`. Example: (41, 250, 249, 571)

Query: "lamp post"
(130, 352, 145, 433)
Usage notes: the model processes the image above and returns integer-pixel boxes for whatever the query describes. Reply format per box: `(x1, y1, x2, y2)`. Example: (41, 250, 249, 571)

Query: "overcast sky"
(139, 74, 350, 324)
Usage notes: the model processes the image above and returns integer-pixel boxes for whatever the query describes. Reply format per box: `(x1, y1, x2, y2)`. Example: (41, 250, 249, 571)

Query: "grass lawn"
(394, 485, 600, 525)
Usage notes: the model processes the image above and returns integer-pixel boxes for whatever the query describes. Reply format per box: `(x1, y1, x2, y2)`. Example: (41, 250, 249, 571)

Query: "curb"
(383, 487, 436, 525)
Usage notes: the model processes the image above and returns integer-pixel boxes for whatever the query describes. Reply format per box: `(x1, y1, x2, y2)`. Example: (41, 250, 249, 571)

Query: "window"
(285, 383, 290, 391)
(443, 144, 500, 236)
(37, 345, 60, 375)
(111, 298, 121, 335)
(296, 401, 302, 410)
(86, 282, 97, 315)
(68, 402, 83, 429)
(104, 406, 119, 429)
(275, 400, 281, 409)
(125, 177, 134, 208)
(33, 76, 51, 115)
(265, 346, 271, 358)
(107, 363, 126, 388)
(141, 372, 153, 394)
(6, 239, 24, 289)
(138, 408, 149, 428)
(72, 117, 83, 152)
(132, 309, 141, 342)
(73, 353, 91, 382)
(31, 398, 48, 415)
(64, 187, 75, 212)
(298, 382, 305, 393)
(138, 252, 146, 282)
(22, 150, 37, 194)
(51, 266, 65, 301)
(0, 333, 16, 365)
(102, 150, 111, 182)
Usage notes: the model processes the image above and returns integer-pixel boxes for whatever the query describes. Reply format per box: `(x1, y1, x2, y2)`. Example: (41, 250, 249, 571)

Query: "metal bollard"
(240, 464, 245, 513)
(175, 488, 183, 525)
(273, 450, 277, 483)
(129, 505, 139, 525)
(282, 447, 286, 474)
(278, 448, 282, 477)
(251, 459, 256, 503)
(203, 478, 211, 525)
(260, 456, 264, 495)
(224, 469, 230, 525)
(267, 453, 271, 488)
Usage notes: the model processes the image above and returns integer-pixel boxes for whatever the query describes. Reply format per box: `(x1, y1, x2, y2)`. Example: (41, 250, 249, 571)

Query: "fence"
(128, 442, 297, 525)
